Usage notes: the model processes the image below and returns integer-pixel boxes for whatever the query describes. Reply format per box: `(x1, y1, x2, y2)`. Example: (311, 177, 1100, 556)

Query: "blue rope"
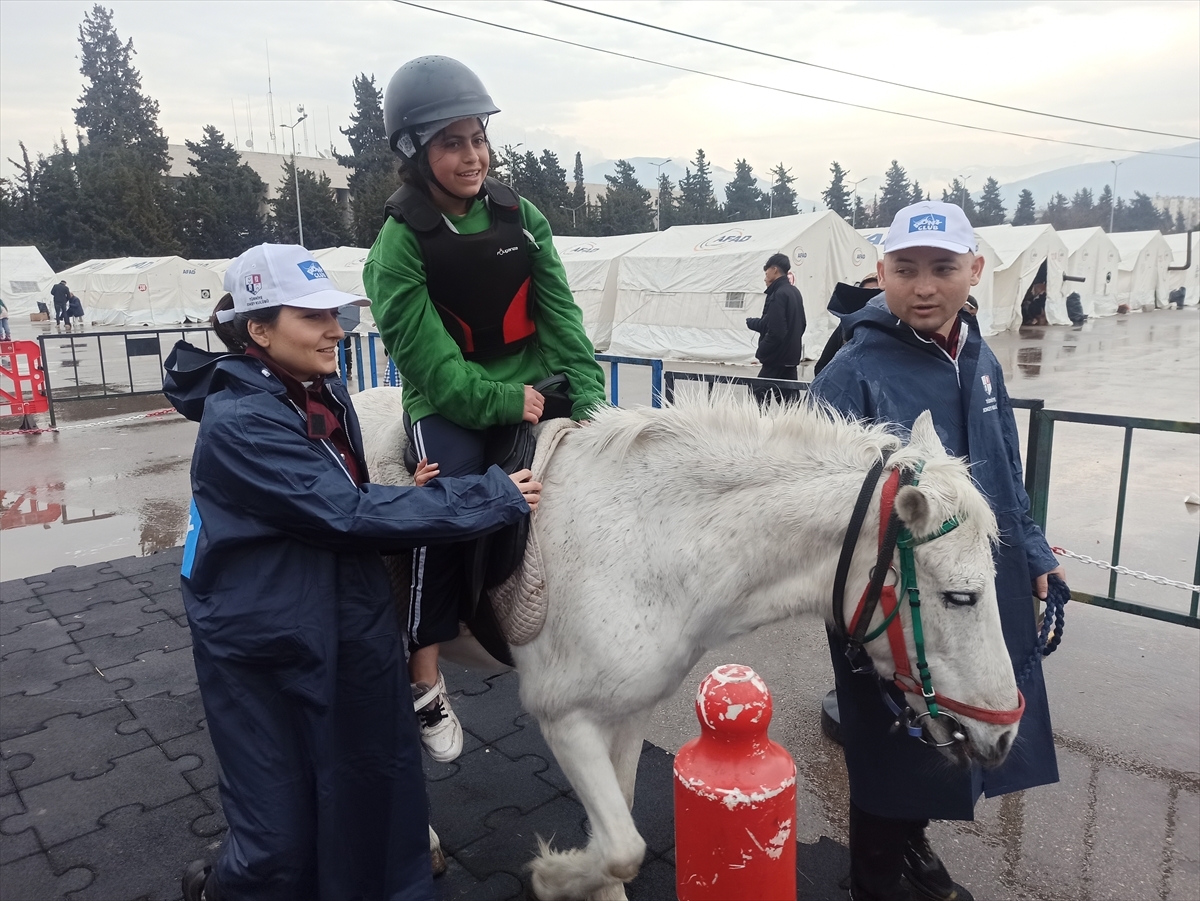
(1017, 573, 1069, 685)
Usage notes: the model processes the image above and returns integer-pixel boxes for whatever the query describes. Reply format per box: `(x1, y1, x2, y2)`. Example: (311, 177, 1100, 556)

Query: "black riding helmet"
(384, 56, 500, 158)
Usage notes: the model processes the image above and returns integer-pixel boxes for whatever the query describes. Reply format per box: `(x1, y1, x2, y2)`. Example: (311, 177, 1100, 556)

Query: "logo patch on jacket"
(981, 374, 998, 413)
(981, 374, 992, 396)
(297, 261, 328, 280)
(909, 213, 947, 233)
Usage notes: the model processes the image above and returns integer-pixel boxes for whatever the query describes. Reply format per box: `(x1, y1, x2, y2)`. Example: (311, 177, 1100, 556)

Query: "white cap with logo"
(883, 201, 978, 255)
(216, 244, 369, 323)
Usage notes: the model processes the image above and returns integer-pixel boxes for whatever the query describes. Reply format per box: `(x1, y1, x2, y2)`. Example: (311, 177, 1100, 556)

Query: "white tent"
(557, 233, 656, 351)
(192, 258, 233, 281)
(853, 228, 1000, 337)
(63, 257, 222, 326)
(974, 225, 1069, 331)
(1164, 231, 1198, 305)
(1107, 231, 1173, 310)
(1, 246, 56, 317)
(311, 246, 374, 329)
(609, 211, 875, 363)
(1054, 228, 1121, 318)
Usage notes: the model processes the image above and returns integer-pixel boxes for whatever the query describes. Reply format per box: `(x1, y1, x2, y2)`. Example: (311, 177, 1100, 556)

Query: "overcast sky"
(1, 0, 1197, 201)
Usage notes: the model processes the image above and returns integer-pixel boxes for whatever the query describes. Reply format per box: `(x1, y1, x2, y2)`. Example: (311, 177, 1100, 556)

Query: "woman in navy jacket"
(164, 243, 539, 901)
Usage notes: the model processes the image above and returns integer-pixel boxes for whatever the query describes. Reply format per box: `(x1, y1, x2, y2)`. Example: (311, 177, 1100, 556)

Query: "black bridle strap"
(832, 449, 893, 637)
(849, 467, 916, 646)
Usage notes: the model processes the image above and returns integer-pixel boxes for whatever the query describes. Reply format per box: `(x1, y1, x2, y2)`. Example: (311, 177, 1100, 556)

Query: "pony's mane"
(578, 390, 998, 540)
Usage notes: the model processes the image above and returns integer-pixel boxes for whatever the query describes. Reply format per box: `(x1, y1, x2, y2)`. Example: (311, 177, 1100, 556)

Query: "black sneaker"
(182, 860, 210, 901)
(903, 831, 973, 901)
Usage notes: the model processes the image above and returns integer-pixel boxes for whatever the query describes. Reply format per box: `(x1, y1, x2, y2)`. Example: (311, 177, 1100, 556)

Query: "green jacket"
(364, 195, 607, 429)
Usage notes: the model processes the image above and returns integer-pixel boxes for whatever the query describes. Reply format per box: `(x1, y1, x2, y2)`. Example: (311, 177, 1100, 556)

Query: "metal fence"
(33, 334, 1199, 626)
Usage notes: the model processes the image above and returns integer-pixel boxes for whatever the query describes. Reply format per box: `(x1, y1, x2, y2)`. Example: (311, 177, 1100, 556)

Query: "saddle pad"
(489, 418, 579, 645)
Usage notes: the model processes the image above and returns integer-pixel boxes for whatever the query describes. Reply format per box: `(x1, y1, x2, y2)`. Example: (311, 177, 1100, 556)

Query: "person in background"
(745, 252, 806, 404)
(165, 243, 540, 901)
(66, 292, 85, 332)
(0, 296, 11, 340)
(1021, 280, 1048, 326)
(808, 201, 1062, 901)
(364, 55, 608, 765)
(51, 280, 70, 328)
(813, 275, 881, 377)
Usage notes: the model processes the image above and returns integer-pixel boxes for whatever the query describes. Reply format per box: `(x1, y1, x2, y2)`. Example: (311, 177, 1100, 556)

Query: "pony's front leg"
(531, 712, 647, 901)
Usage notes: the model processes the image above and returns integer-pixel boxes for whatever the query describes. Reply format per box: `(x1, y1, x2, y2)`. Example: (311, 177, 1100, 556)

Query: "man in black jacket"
(746, 252, 806, 404)
(50, 281, 70, 327)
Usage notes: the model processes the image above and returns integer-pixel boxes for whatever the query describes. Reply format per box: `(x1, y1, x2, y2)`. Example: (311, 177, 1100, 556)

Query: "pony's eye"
(942, 591, 978, 607)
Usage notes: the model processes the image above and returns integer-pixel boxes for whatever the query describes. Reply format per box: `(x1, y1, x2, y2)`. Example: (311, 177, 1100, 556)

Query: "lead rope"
(1016, 574, 1069, 685)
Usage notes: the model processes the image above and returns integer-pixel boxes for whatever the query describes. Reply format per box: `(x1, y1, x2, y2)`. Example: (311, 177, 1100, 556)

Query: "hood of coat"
(826, 282, 881, 317)
(163, 340, 285, 422)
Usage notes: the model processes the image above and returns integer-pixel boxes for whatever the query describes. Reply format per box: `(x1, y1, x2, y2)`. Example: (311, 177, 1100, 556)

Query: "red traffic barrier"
(675, 664, 797, 900)
(0, 340, 49, 417)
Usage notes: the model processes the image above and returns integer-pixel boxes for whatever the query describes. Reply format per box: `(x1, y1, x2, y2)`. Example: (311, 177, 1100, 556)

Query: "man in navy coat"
(808, 201, 1063, 901)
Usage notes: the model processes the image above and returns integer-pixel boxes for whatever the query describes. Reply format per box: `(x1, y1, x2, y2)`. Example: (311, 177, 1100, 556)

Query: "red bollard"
(675, 664, 796, 900)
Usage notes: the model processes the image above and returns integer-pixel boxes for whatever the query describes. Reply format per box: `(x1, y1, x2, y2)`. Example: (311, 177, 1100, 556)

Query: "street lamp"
(848, 175, 868, 227)
(280, 111, 308, 247)
(648, 159, 671, 230)
(958, 174, 972, 210)
(560, 202, 587, 230)
(1109, 160, 1123, 232)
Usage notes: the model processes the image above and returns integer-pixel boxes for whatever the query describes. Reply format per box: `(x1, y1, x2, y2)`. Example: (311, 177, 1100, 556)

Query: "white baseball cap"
(884, 201, 978, 255)
(216, 244, 368, 323)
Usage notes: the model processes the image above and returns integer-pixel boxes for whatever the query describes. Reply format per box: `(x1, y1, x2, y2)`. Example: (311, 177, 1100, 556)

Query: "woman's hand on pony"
(414, 457, 440, 487)
(509, 469, 542, 512)
(523, 386, 545, 424)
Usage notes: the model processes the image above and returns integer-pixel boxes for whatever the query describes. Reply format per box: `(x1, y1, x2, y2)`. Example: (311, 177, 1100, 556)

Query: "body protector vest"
(385, 177, 537, 361)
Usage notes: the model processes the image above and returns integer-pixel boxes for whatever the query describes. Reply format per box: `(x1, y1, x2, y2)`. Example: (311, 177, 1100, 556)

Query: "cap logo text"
(297, 261, 328, 280)
(909, 213, 947, 233)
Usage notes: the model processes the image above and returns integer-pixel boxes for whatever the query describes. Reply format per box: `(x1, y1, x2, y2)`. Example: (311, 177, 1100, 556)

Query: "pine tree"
(72, 5, 179, 257)
(677, 149, 719, 225)
(596, 160, 653, 235)
(724, 159, 767, 221)
(940, 178, 978, 224)
(534, 149, 572, 235)
(876, 161, 912, 226)
(1096, 185, 1113, 231)
(908, 180, 925, 206)
(568, 151, 589, 234)
(176, 126, 268, 258)
(1040, 192, 1070, 228)
(1013, 189, 1036, 226)
(272, 160, 352, 248)
(656, 172, 678, 231)
(850, 193, 869, 229)
(336, 73, 398, 248)
(976, 177, 1007, 226)
(821, 161, 850, 219)
(1174, 210, 1187, 234)
(1118, 192, 1167, 232)
(768, 163, 797, 217)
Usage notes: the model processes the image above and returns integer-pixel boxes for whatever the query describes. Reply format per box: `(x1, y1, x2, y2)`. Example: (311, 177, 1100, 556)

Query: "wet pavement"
(0, 306, 1197, 899)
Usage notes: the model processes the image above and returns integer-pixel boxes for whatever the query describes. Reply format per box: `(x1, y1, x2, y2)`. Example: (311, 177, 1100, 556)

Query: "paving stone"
(0, 646, 95, 697)
(29, 579, 145, 618)
(4, 745, 200, 848)
(436, 857, 524, 901)
(0, 752, 34, 799)
(5, 709, 154, 789)
(0, 578, 38, 604)
(116, 691, 206, 745)
(28, 564, 128, 596)
(97, 548, 184, 579)
(1168, 788, 1200, 901)
(141, 587, 186, 625)
(493, 712, 571, 793)
(108, 646, 199, 699)
(0, 597, 52, 634)
(1091, 767, 1171, 900)
(191, 786, 228, 839)
(795, 834, 852, 901)
(47, 798, 213, 901)
(60, 595, 173, 644)
(68, 617, 192, 670)
(452, 797, 589, 885)
(162, 720, 219, 792)
(428, 748, 560, 852)
(127, 565, 184, 597)
(1007, 744, 1092, 899)
(0, 851, 92, 899)
(0, 617, 83, 654)
(454, 673, 525, 746)
(630, 742, 676, 857)
(442, 661, 502, 697)
(0, 671, 130, 742)
(0, 790, 42, 865)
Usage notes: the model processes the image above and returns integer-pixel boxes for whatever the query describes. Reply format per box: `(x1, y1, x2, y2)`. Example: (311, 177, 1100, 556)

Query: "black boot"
(903, 824, 973, 901)
(182, 860, 210, 901)
(847, 801, 911, 900)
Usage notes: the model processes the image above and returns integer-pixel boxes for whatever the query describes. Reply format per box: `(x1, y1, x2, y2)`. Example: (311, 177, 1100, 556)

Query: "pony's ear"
(894, 485, 932, 532)
(908, 411, 941, 455)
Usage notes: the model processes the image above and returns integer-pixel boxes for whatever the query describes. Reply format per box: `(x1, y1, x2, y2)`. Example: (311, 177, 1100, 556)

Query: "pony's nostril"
(996, 732, 1012, 757)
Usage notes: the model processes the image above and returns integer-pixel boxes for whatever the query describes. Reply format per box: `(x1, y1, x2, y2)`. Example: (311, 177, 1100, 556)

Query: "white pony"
(353, 388, 1018, 901)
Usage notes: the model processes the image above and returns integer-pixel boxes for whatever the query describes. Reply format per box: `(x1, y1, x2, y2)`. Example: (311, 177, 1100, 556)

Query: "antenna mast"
(246, 96, 255, 150)
(231, 99, 240, 148)
(266, 40, 278, 154)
